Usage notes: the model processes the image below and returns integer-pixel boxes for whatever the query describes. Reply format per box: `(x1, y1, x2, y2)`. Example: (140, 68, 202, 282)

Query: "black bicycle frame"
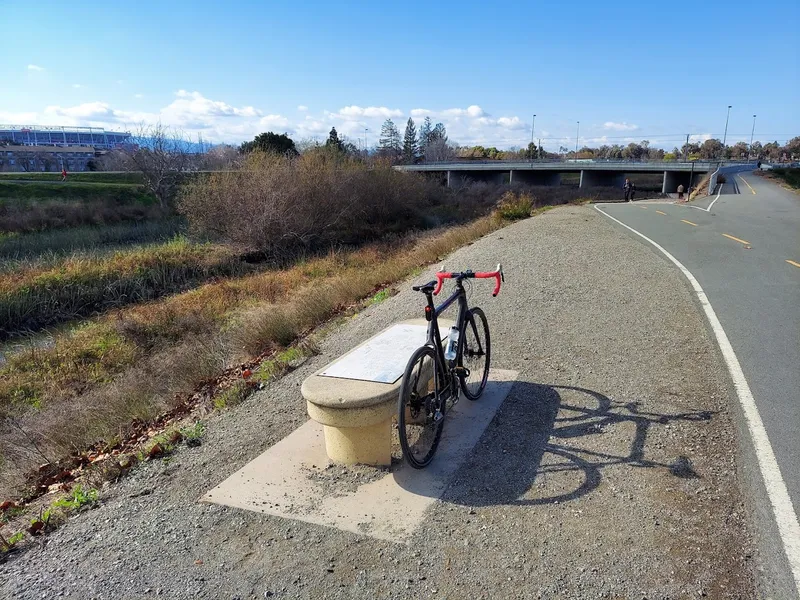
(422, 280, 470, 387)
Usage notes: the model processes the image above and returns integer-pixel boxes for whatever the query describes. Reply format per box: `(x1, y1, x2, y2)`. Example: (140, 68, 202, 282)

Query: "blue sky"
(2, 0, 798, 150)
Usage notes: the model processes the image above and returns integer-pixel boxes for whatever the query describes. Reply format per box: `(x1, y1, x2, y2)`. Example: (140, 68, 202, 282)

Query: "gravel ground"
(0, 205, 755, 599)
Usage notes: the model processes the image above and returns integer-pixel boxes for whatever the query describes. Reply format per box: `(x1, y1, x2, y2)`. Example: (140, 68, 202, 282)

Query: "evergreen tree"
(418, 117, 433, 158)
(378, 118, 401, 158)
(240, 132, 298, 155)
(402, 118, 418, 164)
(325, 127, 344, 151)
(430, 122, 448, 144)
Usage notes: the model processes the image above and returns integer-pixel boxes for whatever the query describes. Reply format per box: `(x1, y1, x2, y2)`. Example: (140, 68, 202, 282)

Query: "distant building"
(0, 125, 133, 172)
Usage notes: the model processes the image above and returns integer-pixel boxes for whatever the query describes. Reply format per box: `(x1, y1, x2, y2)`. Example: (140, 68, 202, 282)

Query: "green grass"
(52, 485, 98, 510)
(367, 288, 391, 305)
(0, 237, 252, 339)
(0, 219, 187, 267)
(0, 172, 145, 185)
(770, 168, 800, 190)
(0, 181, 155, 204)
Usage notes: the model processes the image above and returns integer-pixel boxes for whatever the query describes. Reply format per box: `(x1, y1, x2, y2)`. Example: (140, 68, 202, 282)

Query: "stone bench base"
(302, 318, 452, 466)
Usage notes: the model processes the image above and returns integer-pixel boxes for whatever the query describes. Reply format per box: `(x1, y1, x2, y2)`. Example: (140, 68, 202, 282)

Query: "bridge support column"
(579, 170, 625, 189)
(509, 170, 561, 186)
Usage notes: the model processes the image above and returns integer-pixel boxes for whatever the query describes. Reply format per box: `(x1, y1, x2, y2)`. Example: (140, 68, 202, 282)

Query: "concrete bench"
(302, 318, 452, 466)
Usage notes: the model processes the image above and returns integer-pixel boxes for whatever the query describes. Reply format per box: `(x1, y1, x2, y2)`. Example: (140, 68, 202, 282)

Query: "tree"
(784, 136, 800, 159)
(201, 144, 242, 170)
(418, 117, 432, 158)
(325, 127, 344, 152)
(120, 123, 192, 208)
(402, 118, 418, 164)
(699, 138, 724, 159)
(377, 119, 401, 159)
(240, 132, 297, 155)
(728, 142, 749, 160)
(430, 122, 448, 144)
(424, 138, 455, 162)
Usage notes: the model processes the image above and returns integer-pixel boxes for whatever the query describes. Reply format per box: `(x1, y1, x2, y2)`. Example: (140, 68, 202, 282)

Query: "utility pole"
(684, 133, 690, 161)
(530, 114, 536, 161)
(749, 115, 756, 162)
(722, 105, 732, 158)
(538, 138, 542, 160)
(575, 121, 580, 155)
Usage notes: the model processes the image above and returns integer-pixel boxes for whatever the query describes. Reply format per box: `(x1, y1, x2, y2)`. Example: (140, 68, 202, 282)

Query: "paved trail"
(597, 172, 800, 596)
(0, 205, 756, 599)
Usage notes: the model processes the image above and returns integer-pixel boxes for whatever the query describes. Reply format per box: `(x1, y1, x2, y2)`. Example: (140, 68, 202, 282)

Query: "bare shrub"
(497, 191, 535, 220)
(179, 149, 446, 260)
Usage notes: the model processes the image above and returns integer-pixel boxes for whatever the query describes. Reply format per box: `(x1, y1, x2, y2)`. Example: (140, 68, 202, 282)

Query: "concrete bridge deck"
(395, 161, 727, 192)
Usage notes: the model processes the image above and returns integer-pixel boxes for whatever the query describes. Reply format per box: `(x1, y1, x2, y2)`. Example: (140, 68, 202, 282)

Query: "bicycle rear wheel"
(397, 345, 446, 469)
(459, 307, 490, 400)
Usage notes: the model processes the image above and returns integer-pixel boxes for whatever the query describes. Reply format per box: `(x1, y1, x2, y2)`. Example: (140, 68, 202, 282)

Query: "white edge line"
(594, 203, 800, 594)
(685, 183, 721, 212)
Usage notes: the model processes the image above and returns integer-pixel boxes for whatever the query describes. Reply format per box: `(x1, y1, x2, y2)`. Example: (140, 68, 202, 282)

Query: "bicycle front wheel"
(397, 345, 446, 469)
(459, 306, 490, 400)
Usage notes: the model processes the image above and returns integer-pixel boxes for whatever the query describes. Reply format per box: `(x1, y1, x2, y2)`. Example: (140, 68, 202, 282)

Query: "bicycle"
(397, 264, 504, 468)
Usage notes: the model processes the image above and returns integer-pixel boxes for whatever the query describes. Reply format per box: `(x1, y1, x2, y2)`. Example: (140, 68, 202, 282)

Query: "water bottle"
(444, 326, 459, 361)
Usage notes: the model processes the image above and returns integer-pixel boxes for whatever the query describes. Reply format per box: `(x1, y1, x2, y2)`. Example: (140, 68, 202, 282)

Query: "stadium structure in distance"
(0, 125, 131, 150)
(0, 125, 133, 172)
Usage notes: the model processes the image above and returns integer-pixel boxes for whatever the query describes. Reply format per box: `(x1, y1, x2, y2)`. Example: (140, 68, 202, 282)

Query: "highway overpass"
(395, 161, 721, 192)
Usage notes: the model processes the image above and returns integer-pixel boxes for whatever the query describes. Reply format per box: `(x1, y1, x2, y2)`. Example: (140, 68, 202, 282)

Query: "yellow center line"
(723, 233, 751, 245)
(681, 219, 698, 227)
(738, 175, 757, 195)
(787, 260, 800, 269)
(655, 210, 667, 215)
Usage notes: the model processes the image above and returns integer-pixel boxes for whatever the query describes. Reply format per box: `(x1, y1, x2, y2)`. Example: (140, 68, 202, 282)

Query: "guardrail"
(708, 163, 755, 195)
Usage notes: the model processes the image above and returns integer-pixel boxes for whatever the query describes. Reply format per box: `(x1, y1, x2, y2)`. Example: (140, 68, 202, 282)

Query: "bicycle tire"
(459, 306, 490, 400)
(397, 345, 446, 469)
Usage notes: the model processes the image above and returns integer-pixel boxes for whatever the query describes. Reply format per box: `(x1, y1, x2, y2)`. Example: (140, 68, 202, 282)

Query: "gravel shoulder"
(0, 204, 755, 599)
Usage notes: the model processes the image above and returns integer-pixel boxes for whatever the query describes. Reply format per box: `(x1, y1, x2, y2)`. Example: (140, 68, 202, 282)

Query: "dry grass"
(689, 173, 713, 200)
(0, 199, 168, 234)
(0, 214, 507, 497)
(0, 237, 250, 338)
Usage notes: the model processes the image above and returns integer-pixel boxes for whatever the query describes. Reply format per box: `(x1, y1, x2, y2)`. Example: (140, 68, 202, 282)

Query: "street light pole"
(749, 115, 756, 162)
(530, 114, 536, 161)
(364, 128, 369, 154)
(722, 105, 732, 158)
(575, 121, 580, 155)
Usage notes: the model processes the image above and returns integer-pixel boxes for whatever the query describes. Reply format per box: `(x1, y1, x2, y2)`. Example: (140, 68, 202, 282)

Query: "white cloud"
(27, 64, 45, 72)
(496, 116, 526, 130)
(167, 90, 260, 119)
(689, 133, 712, 143)
(410, 108, 432, 117)
(297, 105, 308, 111)
(8, 96, 537, 147)
(337, 106, 403, 120)
(72, 84, 82, 89)
(259, 114, 290, 128)
(603, 121, 639, 131)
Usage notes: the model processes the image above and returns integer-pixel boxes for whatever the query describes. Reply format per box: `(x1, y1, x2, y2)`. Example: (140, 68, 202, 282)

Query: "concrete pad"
(202, 369, 518, 542)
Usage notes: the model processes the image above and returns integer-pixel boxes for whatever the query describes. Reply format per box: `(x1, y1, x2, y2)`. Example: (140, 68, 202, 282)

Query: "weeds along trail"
(0, 215, 505, 497)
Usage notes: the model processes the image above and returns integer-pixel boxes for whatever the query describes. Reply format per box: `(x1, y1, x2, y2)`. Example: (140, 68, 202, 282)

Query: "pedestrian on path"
(629, 181, 636, 201)
(623, 178, 632, 201)
(677, 184, 685, 200)
(61, 167, 68, 182)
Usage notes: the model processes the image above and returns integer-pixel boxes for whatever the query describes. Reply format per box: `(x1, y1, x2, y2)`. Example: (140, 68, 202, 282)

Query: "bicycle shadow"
(434, 381, 712, 507)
